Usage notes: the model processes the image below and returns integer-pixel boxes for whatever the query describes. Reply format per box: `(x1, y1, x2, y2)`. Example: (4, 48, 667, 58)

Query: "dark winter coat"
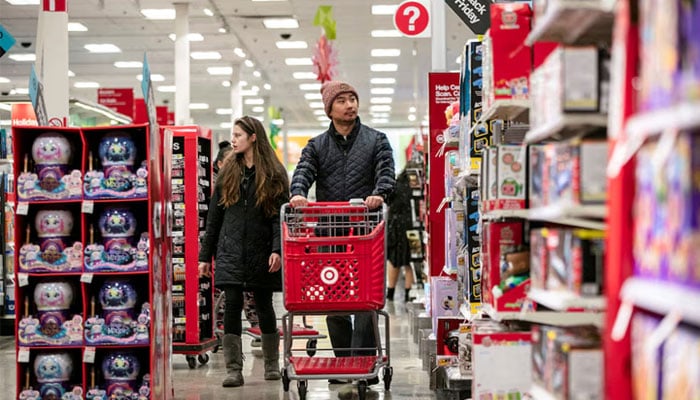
(290, 117, 396, 201)
(198, 166, 289, 291)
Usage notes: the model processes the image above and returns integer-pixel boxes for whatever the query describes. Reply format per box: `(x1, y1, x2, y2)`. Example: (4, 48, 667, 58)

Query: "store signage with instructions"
(444, 0, 492, 35)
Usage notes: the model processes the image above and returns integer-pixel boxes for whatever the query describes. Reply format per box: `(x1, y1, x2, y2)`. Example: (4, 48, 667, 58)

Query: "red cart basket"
(280, 202, 393, 400)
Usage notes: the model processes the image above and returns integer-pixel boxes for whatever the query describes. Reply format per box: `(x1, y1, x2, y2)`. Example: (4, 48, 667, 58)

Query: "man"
(290, 80, 396, 384)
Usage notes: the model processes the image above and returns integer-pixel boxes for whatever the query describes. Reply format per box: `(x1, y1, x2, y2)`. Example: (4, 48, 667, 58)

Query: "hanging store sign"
(444, 0, 491, 35)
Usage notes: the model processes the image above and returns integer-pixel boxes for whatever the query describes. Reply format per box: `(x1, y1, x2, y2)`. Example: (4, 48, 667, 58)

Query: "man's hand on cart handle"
(365, 195, 384, 210)
(198, 262, 211, 277)
(290, 195, 308, 208)
(269, 253, 281, 273)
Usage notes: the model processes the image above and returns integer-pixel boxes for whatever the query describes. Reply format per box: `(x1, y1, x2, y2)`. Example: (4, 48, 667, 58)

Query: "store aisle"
(0, 294, 436, 400)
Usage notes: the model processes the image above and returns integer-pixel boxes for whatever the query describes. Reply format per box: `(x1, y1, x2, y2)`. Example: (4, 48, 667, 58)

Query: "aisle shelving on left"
(11, 123, 170, 400)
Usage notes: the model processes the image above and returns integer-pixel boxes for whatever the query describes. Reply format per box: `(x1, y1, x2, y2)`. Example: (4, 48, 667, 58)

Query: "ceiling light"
(285, 58, 312, 66)
(276, 41, 308, 49)
(370, 105, 392, 112)
(371, 64, 398, 72)
(370, 97, 393, 104)
(137, 74, 165, 82)
(207, 66, 233, 75)
(220, 122, 233, 129)
(313, 110, 326, 116)
(140, 9, 176, 20)
(239, 81, 248, 87)
(5, 0, 39, 4)
(222, 80, 232, 87)
(371, 118, 389, 124)
(371, 77, 396, 85)
(371, 112, 390, 118)
(293, 72, 317, 80)
(371, 30, 401, 38)
(371, 49, 401, 57)
(157, 86, 176, 93)
(68, 22, 88, 32)
(263, 18, 299, 29)
(245, 98, 265, 105)
(456, 55, 462, 64)
(68, 70, 75, 77)
(0, 77, 9, 83)
(251, 85, 260, 92)
(252, 106, 265, 113)
(74, 82, 100, 89)
(203, 8, 214, 16)
(0, 103, 12, 111)
(219, 27, 227, 33)
(408, 114, 417, 121)
(263, 83, 272, 90)
(305, 93, 322, 100)
(409, 106, 417, 113)
(114, 61, 143, 68)
(371, 5, 399, 15)
(216, 108, 232, 115)
(309, 102, 324, 109)
(234, 48, 246, 58)
(168, 33, 204, 42)
(12, 88, 29, 95)
(9, 54, 36, 61)
(85, 43, 121, 53)
(244, 60, 255, 68)
(191, 51, 222, 60)
(371, 87, 394, 95)
(189, 103, 209, 110)
(317, 116, 328, 121)
(299, 83, 322, 91)
(241, 89, 259, 96)
(253, 71, 261, 78)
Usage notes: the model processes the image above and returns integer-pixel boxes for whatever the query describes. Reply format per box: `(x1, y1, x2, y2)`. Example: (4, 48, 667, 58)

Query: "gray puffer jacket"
(291, 118, 396, 201)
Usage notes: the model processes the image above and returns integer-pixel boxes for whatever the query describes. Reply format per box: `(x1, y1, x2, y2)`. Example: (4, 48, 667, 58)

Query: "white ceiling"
(0, 0, 474, 134)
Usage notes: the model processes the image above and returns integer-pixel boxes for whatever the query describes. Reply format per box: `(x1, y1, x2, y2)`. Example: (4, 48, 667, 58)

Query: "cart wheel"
(198, 353, 209, 365)
(357, 380, 368, 400)
(186, 355, 197, 369)
(305, 339, 317, 357)
(383, 366, 393, 390)
(282, 368, 290, 392)
(297, 380, 307, 400)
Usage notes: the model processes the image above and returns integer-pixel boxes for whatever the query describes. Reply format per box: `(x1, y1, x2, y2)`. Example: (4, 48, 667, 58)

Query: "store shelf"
(528, 288, 606, 311)
(625, 101, 700, 141)
(524, 113, 608, 144)
(620, 277, 700, 327)
(483, 204, 607, 230)
(525, 0, 615, 46)
(443, 366, 472, 390)
(480, 99, 530, 124)
(482, 209, 529, 220)
(482, 304, 604, 328)
(529, 383, 558, 400)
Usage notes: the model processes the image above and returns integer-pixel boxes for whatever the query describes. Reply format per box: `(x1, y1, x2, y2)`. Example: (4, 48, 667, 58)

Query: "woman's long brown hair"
(217, 116, 289, 217)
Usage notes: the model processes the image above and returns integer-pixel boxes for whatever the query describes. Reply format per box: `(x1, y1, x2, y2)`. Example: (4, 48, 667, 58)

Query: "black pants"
(326, 312, 377, 357)
(223, 286, 276, 335)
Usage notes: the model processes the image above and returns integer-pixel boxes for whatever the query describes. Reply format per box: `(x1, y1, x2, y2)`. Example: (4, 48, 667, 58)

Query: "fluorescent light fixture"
(74, 81, 99, 89)
(140, 9, 176, 20)
(408, 114, 417, 121)
(299, 83, 322, 91)
(0, 103, 12, 111)
(241, 89, 259, 96)
(219, 27, 227, 33)
(245, 98, 265, 105)
(220, 122, 233, 129)
(372, 5, 399, 15)
(5, 0, 39, 4)
(313, 110, 326, 116)
(85, 43, 121, 53)
(371, 30, 401, 38)
(9, 54, 36, 61)
(10, 88, 28, 95)
(456, 55, 462, 64)
(409, 106, 417, 113)
(234, 48, 246, 58)
(263, 18, 299, 29)
(251, 85, 260, 92)
(371, 118, 389, 124)
(252, 106, 265, 113)
(370, 105, 392, 112)
(216, 108, 232, 115)
(220, 80, 231, 88)
(68, 70, 75, 77)
(207, 66, 233, 75)
(271, 118, 284, 125)
(293, 72, 317, 80)
(285, 58, 313, 66)
(191, 51, 222, 60)
(371, 49, 401, 57)
(263, 83, 272, 90)
(305, 93, 322, 100)
(253, 71, 261, 78)
(371, 77, 396, 85)
(309, 102, 324, 109)
(168, 33, 204, 42)
(239, 81, 248, 87)
(371, 112, 390, 118)
(189, 103, 209, 110)
(203, 8, 214, 16)
(0, 77, 9, 83)
(68, 22, 88, 32)
(371, 64, 398, 72)
(317, 116, 328, 121)
(371, 87, 394, 95)
(157, 86, 176, 93)
(244, 60, 255, 68)
(137, 74, 165, 82)
(370, 97, 393, 104)
(276, 41, 308, 49)
(114, 61, 143, 68)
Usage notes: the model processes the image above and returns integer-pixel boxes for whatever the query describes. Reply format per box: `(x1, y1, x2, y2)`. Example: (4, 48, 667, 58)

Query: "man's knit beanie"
(321, 80, 359, 117)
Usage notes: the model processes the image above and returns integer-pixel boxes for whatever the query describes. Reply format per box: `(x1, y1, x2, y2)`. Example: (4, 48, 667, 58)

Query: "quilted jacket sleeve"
(198, 186, 225, 262)
(372, 131, 396, 199)
(290, 137, 319, 197)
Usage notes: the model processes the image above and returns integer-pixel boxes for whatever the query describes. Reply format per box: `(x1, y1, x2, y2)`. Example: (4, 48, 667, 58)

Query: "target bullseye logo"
(320, 266, 339, 285)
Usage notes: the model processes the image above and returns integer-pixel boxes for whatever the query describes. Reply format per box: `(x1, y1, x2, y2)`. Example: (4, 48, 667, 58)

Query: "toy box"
(677, 0, 700, 103)
(578, 141, 609, 204)
(482, 146, 499, 212)
(530, 228, 549, 290)
(550, 329, 603, 400)
(465, 179, 482, 314)
(436, 316, 464, 357)
(528, 144, 547, 209)
(631, 313, 662, 400)
(430, 276, 458, 335)
(546, 229, 571, 292)
(481, 221, 524, 310)
(458, 323, 472, 376)
(570, 229, 606, 296)
(661, 325, 700, 400)
(472, 330, 532, 398)
(633, 141, 665, 281)
(496, 144, 526, 210)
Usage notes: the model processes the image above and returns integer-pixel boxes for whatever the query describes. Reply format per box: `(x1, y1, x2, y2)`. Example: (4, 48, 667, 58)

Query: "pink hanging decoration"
(312, 34, 338, 83)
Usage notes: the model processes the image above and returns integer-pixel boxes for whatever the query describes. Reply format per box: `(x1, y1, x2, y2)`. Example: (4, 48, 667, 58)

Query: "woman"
(386, 164, 418, 302)
(199, 116, 289, 387)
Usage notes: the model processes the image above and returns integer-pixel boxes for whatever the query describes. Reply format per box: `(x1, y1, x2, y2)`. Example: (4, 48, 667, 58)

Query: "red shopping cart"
(280, 201, 393, 400)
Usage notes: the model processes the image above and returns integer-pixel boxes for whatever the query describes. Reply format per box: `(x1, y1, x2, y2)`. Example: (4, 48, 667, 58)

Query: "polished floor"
(0, 290, 437, 400)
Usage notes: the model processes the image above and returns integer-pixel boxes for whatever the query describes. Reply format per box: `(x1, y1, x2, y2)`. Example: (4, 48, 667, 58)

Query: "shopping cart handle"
(302, 199, 367, 207)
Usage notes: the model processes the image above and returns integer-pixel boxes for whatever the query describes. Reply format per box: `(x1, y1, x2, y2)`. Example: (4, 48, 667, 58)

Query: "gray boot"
(261, 332, 281, 380)
(222, 334, 244, 387)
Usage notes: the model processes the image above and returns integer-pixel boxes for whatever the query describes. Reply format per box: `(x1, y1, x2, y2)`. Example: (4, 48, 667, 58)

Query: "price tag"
(18, 348, 30, 363)
(16, 202, 28, 215)
(80, 273, 93, 284)
(83, 346, 96, 363)
(17, 273, 29, 287)
(82, 201, 94, 214)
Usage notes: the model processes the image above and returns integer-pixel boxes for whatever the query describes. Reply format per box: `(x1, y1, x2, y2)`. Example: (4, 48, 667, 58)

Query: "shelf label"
(83, 346, 96, 363)
(17, 273, 29, 287)
(174, 317, 186, 324)
(16, 202, 28, 215)
(82, 201, 94, 214)
(17, 348, 30, 363)
(80, 273, 94, 284)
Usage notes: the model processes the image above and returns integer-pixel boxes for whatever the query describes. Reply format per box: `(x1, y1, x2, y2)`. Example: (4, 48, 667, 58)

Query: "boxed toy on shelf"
(472, 324, 532, 398)
(18, 349, 84, 400)
(480, 220, 526, 312)
(18, 204, 82, 273)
